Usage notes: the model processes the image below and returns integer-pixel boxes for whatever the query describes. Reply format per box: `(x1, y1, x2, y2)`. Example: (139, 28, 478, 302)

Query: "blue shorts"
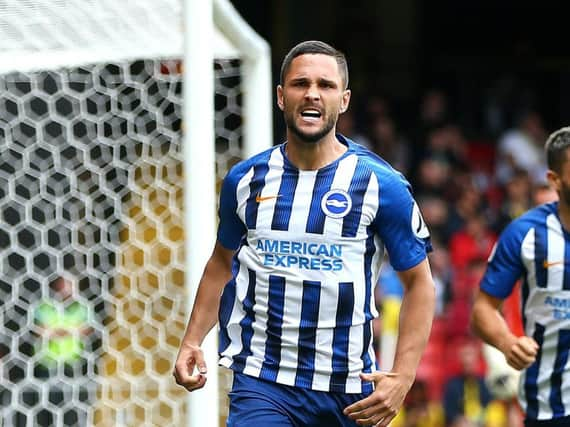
(525, 415, 570, 427)
(226, 372, 371, 427)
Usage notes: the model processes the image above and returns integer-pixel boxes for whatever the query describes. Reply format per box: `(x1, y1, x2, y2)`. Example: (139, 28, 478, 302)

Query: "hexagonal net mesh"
(0, 55, 244, 427)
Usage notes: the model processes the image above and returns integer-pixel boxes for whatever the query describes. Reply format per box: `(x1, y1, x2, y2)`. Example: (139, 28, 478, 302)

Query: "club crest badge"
(321, 189, 352, 218)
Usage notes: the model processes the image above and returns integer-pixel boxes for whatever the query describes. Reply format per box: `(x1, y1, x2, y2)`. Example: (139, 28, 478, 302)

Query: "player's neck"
(285, 132, 347, 171)
(557, 198, 570, 233)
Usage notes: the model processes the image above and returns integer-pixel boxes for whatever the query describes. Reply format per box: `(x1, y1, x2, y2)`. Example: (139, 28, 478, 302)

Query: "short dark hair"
(279, 40, 349, 89)
(545, 126, 570, 173)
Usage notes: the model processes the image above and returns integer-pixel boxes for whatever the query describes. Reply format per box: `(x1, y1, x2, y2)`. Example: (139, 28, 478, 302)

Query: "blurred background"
(233, 0, 569, 139)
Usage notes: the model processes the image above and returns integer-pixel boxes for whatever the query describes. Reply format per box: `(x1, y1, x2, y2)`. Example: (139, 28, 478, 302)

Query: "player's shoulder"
(343, 135, 408, 185)
(503, 202, 558, 237)
(225, 145, 278, 180)
(514, 202, 557, 226)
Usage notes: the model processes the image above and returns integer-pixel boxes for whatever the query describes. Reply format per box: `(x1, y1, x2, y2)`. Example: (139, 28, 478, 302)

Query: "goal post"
(186, 1, 272, 425)
(213, 0, 273, 158)
(0, 0, 272, 425)
(186, 1, 218, 426)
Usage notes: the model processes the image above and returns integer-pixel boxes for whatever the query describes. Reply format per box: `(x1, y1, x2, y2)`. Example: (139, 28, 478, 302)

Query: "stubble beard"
(560, 181, 570, 208)
(284, 109, 337, 143)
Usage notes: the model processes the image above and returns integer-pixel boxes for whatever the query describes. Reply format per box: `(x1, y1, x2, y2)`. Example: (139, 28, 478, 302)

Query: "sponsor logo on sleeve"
(411, 201, 430, 238)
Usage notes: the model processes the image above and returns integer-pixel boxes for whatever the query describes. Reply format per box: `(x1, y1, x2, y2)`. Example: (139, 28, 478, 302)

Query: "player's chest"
(239, 169, 377, 239)
(521, 226, 570, 289)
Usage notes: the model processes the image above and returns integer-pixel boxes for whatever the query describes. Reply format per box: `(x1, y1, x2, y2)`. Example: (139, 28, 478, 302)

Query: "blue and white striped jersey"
(481, 202, 570, 420)
(216, 135, 431, 393)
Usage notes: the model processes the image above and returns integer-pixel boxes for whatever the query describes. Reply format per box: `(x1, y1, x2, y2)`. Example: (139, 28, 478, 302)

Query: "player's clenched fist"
(343, 371, 413, 427)
(173, 343, 208, 392)
(503, 335, 539, 370)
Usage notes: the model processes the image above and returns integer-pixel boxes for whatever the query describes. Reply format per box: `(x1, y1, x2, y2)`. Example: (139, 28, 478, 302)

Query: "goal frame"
(186, 1, 272, 426)
(0, 0, 271, 425)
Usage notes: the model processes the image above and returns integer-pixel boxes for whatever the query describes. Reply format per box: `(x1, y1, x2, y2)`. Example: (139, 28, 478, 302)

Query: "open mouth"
(300, 109, 322, 119)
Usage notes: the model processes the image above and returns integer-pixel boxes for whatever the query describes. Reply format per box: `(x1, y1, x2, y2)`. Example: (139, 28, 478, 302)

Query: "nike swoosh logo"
(255, 194, 281, 203)
(543, 260, 566, 268)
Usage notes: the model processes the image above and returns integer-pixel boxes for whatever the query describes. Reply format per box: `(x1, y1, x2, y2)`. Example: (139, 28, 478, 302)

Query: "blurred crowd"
(335, 87, 559, 427)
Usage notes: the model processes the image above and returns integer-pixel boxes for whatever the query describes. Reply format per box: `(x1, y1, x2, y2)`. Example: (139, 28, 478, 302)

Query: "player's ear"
(277, 85, 284, 111)
(546, 169, 560, 191)
(339, 89, 351, 114)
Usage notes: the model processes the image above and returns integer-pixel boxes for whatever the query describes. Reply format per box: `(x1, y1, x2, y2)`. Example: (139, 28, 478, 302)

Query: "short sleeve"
(373, 173, 431, 272)
(480, 222, 525, 299)
(216, 171, 247, 250)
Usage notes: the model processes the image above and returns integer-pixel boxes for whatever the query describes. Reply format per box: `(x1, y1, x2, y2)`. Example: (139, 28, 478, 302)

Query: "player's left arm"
(344, 258, 435, 427)
(393, 257, 435, 384)
(345, 171, 434, 426)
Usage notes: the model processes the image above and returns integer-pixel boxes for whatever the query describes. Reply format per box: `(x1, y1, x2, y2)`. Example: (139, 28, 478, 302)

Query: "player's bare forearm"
(393, 258, 435, 382)
(471, 290, 538, 370)
(181, 241, 235, 346)
(471, 290, 512, 351)
(174, 241, 235, 392)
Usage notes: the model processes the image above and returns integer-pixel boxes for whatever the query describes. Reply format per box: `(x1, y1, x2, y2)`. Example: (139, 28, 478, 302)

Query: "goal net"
(0, 1, 271, 426)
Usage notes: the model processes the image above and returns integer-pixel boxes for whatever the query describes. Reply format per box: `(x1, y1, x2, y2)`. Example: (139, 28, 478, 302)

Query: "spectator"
(427, 239, 452, 317)
(492, 168, 532, 233)
(391, 379, 444, 427)
(443, 341, 491, 427)
(335, 107, 372, 150)
(425, 123, 467, 169)
(417, 195, 449, 244)
(410, 89, 451, 175)
(419, 89, 449, 129)
(415, 157, 451, 200)
(369, 115, 411, 175)
(445, 183, 486, 242)
(449, 213, 497, 273)
(495, 110, 547, 186)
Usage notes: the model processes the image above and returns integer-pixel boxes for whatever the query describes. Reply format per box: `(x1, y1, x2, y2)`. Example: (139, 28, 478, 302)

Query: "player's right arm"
(173, 162, 247, 392)
(470, 218, 538, 370)
(173, 241, 235, 392)
(471, 290, 538, 370)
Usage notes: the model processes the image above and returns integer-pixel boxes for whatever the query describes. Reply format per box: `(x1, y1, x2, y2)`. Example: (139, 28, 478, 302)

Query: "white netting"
(0, 1, 248, 425)
(0, 0, 182, 73)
